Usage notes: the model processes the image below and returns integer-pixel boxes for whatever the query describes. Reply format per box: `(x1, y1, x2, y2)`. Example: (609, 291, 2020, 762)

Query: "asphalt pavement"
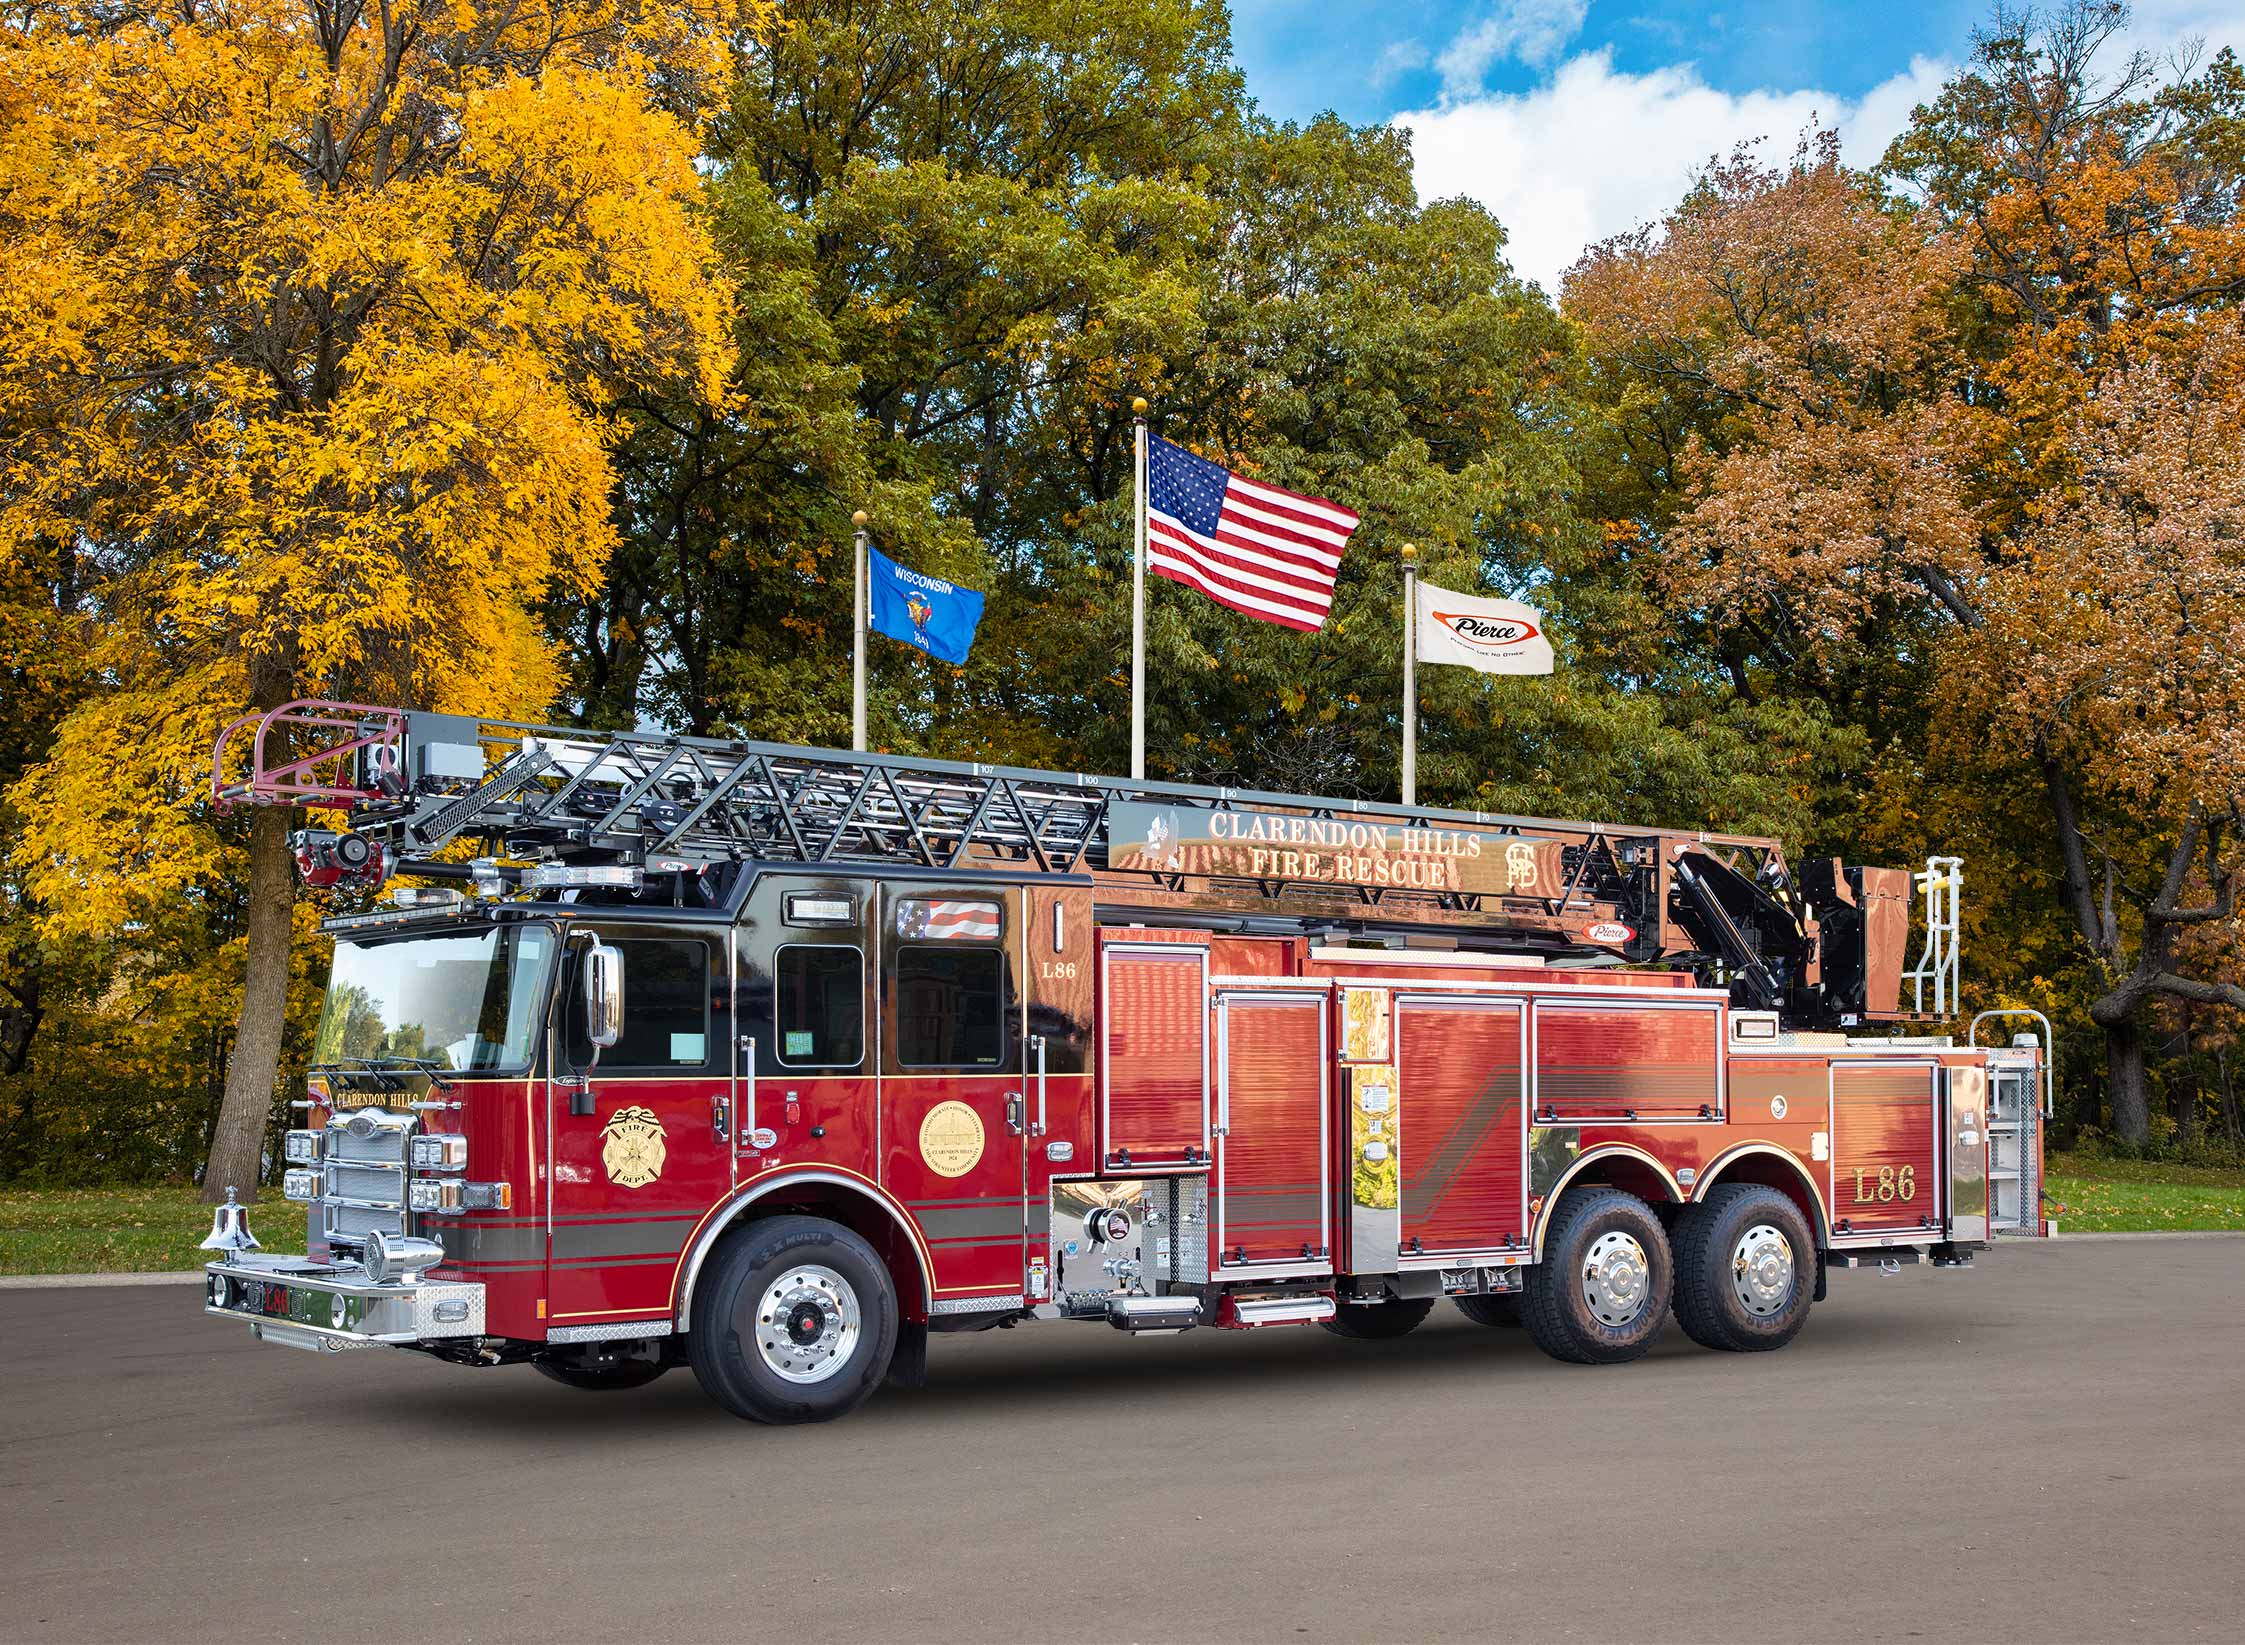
(3, 1237, 2240, 1643)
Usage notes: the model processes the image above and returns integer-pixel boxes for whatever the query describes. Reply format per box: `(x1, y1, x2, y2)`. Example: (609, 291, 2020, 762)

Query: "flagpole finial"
(851, 510, 868, 529)
(1132, 396, 1148, 416)
(1401, 541, 1416, 561)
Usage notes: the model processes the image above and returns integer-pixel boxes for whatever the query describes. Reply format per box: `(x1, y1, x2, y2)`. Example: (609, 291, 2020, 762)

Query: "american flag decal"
(1146, 434, 1359, 632)
(896, 898, 1002, 941)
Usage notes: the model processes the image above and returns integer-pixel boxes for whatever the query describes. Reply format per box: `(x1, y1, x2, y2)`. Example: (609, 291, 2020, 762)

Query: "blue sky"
(1228, 0, 2245, 291)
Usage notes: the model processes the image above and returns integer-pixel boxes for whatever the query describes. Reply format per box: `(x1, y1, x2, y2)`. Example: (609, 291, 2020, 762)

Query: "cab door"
(543, 926, 734, 1329)
(877, 884, 1030, 1301)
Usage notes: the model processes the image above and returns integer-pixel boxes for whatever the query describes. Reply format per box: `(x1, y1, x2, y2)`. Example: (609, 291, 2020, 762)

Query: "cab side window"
(568, 938, 715, 1069)
(776, 945, 864, 1067)
(894, 947, 1006, 1067)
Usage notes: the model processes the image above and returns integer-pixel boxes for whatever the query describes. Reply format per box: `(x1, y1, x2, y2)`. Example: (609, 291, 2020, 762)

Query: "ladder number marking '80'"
(1851, 1165, 1916, 1204)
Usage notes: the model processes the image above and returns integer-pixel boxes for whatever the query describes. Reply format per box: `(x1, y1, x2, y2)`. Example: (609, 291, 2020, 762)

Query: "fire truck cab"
(198, 703, 2048, 1423)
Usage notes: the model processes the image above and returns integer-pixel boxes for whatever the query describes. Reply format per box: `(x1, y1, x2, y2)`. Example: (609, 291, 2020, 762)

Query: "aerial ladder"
(213, 699, 1949, 1030)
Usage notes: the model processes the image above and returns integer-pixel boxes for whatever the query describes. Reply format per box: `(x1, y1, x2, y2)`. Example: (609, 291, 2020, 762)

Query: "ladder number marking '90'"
(1851, 1165, 1916, 1204)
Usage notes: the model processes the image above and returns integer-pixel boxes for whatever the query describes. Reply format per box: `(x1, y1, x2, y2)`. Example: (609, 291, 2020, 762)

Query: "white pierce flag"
(1414, 580, 1554, 675)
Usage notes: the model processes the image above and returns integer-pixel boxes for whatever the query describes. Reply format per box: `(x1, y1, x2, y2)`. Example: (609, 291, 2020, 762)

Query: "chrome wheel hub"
(1582, 1230, 1652, 1327)
(1731, 1224, 1795, 1317)
(753, 1264, 861, 1384)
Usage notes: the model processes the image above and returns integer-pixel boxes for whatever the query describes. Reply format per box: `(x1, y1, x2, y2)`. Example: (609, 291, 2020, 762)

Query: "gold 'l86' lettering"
(1851, 1164, 1916, 1204)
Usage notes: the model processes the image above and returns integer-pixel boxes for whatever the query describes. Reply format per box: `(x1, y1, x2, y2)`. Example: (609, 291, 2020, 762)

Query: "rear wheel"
(688, 1214, 898, 1423)
(1321, 1296, 1436, 1339)
(1453, 1292, 1523, 1328)
(1672, 1184, 1815, 1352)
(1522, 1188, 1673, 1364)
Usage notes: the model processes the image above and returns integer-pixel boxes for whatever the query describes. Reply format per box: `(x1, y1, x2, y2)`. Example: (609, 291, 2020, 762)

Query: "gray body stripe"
(1407, 1074, 1522, 1217)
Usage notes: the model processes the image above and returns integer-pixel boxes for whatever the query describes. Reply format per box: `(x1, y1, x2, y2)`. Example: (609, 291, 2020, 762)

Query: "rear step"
(1105, 1295, 1201, 1334)
(1219, 1295, 1338, 1329)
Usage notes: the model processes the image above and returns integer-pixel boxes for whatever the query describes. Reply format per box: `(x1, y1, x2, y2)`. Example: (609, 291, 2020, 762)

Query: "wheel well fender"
(672, 1171, 933, 1329)
(1692, 1144, 1830, 1246)
(1531, 1145, 1682, 1261)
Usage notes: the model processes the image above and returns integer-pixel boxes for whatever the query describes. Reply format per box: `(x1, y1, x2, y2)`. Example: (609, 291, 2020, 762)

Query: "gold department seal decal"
(600, 1105, 668, 1189)
(918, 1100, 985, 1178)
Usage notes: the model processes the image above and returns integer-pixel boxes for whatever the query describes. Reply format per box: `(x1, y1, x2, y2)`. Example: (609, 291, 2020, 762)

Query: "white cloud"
(1401, 6, 2245, 297)
(1371, 37, 1432, 92)
(1436, 1, 1591, 99)
(1402, 49, 1949, 293)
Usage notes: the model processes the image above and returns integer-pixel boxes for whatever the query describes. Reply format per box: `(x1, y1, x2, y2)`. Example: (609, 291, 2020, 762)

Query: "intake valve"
(199, 1186, 261, 1260)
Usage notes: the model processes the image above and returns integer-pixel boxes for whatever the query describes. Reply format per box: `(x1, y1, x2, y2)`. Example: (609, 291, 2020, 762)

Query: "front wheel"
(1454, 1292, 1523, 1328)
(688, 1214, 898, 1424)
(1671, 1184, 1815, 1352)
(1320, 1296, 1435, 1339)
(1522, 1188, 1673, 1364)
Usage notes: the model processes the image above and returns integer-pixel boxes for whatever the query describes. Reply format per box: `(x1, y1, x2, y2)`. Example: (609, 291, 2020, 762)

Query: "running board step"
(1219, 1295, 1338, 1329)
(1105, 1295, 1201, 1334)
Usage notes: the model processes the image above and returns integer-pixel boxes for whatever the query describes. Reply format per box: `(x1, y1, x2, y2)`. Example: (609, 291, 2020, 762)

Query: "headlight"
(408, 1178, 463, 1214)
(460, 1181, 512, 1211)
(282, 1168, 321, 1201)
(283, 1129, 323, 1164)
(409, 1133, 468, 1172)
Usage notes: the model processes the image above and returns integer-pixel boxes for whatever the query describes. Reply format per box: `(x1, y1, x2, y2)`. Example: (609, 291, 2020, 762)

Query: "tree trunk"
(2104, 1016, 2149, 1147)
(200, 807, 296, 1203)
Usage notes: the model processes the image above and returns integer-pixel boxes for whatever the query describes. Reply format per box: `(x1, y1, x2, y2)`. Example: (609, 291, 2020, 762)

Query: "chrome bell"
(199, 1186, 261, 1260)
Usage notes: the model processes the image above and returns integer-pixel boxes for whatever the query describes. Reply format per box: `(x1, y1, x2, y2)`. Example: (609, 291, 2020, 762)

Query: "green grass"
(0, 1186, 306, 1276)
(2, 1155, 2238, 1274)
(2044, 1153, 2245, 1233)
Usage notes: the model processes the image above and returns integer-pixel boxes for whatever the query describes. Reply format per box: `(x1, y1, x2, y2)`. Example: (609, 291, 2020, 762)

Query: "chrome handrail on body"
(1968, 1008, 2055, 1118)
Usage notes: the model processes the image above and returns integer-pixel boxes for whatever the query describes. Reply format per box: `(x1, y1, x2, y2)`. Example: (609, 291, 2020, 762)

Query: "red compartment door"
(1830, 1061, 1941, 1234)
(1398, 999, 1525, 1254)
(1100, 944, 1208, 1168)
(1215, 992, 1329, 1269)
(1534, 1001, 1722, 1121)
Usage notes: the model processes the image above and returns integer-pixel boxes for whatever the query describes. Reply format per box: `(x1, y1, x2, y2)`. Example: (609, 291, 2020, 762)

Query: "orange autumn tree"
(1572, 5, 2245, 1139)
(0, 0, 754, 1198)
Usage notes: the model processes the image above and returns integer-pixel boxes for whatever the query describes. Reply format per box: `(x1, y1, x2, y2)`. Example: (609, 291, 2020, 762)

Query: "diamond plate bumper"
(204, 1255, 484, 1353)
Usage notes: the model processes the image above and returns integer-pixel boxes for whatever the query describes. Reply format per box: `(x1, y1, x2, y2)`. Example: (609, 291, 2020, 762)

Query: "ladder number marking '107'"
(1851, 1165, 1916, 1204)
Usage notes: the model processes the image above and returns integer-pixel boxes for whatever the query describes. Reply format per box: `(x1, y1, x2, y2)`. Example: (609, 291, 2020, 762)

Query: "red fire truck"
(199, 702, 2049, 1423)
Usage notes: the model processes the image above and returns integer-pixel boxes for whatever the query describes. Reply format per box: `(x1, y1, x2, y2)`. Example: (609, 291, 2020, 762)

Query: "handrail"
(1968, 1008, 2055, 1118)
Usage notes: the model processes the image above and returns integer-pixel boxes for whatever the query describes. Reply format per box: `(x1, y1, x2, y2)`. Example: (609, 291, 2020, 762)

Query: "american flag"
(1146, 434, 1360, 632)
(897, 898, 1001, 941)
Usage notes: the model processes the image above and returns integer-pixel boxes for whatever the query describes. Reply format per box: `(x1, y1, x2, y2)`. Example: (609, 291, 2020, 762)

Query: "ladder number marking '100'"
(1851, 1165, 1916, 1204)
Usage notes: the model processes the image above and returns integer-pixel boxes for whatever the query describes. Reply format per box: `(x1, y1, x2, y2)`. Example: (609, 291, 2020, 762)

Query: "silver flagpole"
(1401, 541, 1417, 806)
(1131, 397, 1149, 781)
(851, 509, 870, 752)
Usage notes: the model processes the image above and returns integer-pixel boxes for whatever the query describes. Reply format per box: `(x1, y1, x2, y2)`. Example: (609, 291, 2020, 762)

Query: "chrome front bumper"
(203, 1254, 485, 1353)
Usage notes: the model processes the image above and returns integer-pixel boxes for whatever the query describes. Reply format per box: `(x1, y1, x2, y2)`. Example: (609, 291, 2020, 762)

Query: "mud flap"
(885, 1320, 929, 1391)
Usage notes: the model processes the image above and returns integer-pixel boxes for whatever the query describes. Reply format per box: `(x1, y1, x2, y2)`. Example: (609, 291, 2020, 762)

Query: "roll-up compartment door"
(1398, 999, 1526, 1255)
(1100, 944, 1208, 1169)
(1830, 1061, 1941, 1235)
(1533, 1001, 1722, 1122)
(1215, 992, 1329, 1270)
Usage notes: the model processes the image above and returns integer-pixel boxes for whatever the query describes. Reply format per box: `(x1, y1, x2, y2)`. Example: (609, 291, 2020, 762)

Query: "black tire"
(1454, 1292, 1523, 1328)
(1671, 1184, 1815, 1352)
(1320, 1296, 1436, 1339)
(531, 1355, 668, 1392)
(688, 1214, 898, 1424)
(1522, 1187, 1673, 1365)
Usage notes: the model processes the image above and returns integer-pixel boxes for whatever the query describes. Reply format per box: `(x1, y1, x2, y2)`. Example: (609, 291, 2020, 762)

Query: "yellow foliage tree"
(0, 0, 753, 1197)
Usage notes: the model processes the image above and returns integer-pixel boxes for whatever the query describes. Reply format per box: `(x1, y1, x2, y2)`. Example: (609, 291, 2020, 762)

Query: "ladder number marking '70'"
(1851, 1165, 1917, 1204)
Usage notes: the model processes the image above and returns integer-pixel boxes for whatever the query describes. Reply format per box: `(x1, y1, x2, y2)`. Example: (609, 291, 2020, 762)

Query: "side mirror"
(585, 942, 625, 1049)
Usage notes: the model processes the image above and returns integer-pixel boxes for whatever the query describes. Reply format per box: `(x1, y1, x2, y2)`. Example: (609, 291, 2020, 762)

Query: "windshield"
(314, 925, 555, 1073)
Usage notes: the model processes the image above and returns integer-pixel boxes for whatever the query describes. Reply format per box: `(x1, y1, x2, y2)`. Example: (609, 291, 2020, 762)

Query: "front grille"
(320, 1110, 417, 1250)
(325, 1161, 404, 1202)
